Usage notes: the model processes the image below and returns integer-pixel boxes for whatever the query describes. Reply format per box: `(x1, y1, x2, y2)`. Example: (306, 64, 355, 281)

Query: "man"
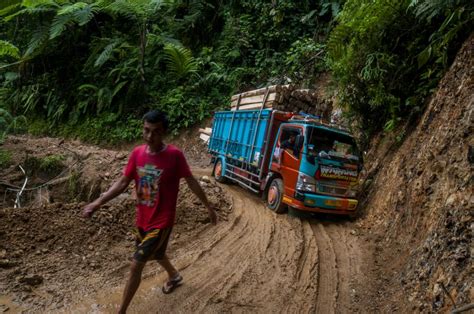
(83, 110, 217, 314)
(280, 134, 296, 151)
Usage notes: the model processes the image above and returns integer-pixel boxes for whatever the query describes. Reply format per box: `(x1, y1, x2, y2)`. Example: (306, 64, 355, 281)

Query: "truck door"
(272, 126, 303, 198)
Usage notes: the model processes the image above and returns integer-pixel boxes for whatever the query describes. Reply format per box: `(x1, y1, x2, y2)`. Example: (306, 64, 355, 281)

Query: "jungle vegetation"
(0, 0, 472, 144)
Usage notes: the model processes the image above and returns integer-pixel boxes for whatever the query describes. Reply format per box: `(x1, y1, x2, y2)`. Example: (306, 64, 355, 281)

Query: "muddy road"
(68, 173, 375, 313)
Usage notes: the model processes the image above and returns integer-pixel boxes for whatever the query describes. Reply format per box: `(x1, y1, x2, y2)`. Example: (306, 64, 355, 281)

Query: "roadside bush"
(328, 0, 473, 136)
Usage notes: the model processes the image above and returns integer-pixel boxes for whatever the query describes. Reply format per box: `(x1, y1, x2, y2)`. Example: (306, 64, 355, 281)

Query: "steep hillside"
(360, 34, 473, 312)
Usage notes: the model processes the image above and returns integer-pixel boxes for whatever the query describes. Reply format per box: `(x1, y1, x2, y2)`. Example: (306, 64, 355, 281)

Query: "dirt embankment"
(358, 34, 473, 312)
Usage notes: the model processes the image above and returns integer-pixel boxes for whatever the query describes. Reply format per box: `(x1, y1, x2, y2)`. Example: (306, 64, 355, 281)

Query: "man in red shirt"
(83, 110, 217, 313)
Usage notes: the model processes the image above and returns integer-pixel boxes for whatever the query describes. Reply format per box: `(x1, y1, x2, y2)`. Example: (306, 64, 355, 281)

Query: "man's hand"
(82, 201, 100, 218)
(185, 176, 219, 225)
(81, 175, 132, 219)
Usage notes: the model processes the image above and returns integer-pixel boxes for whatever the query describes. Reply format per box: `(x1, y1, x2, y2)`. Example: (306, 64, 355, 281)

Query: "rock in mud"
(0, 304, 9, 312)
(18, 274, 43, 286)
(0, 259, 16, 268)
(200, 176, 211, 183)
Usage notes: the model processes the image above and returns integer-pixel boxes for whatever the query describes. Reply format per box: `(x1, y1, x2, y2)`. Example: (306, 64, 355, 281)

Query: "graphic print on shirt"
(136, 164, 163, 207)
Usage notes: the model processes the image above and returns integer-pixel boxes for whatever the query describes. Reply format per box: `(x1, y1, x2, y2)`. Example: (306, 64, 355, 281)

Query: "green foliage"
(67, 169, 81, 200)
(284, 38, 327, 84)
(50, 2, 99, 39)
(328, 0, 472, 135)
(38, 154, 65, 173)
(0, 107, 27, 142)
(158, 86, 211, 133)
(0, 40, 20, 59)
(23, 153, 65, 176)
(163, 43, 199, 81)
(0, 148, 12, 169)
(0, 0, 470, 144)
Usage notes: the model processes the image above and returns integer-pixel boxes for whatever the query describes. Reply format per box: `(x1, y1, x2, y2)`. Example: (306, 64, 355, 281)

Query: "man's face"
(289, 135, 296, 143)
(143, 121, 165, 148)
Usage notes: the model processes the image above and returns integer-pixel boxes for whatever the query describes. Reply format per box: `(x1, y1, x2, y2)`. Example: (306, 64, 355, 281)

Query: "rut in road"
(77, 183, 368, 313)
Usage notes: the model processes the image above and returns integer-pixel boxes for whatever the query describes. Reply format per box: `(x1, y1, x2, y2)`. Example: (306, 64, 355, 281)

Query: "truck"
(208, 106, 363, 216)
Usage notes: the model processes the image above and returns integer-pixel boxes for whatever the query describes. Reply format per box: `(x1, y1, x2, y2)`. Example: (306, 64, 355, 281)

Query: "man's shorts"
(133, 227, 172, 263)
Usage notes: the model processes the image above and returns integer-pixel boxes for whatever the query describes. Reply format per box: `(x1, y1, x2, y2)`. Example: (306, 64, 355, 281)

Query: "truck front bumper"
(284, 192, 358, 215)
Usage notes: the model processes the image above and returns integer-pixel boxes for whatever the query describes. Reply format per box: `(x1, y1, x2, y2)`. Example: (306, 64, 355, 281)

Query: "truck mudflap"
(282, 193, 358, 215)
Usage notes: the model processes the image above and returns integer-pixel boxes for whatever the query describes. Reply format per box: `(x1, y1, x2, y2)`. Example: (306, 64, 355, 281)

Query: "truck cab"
(266, 119, 361, 215)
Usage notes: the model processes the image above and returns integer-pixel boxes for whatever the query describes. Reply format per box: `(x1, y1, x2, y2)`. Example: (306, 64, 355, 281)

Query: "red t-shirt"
(123, 144, 192, 230)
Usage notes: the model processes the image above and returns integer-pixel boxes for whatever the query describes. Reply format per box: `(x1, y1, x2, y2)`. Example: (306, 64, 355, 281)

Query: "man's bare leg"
(118, 260, 146, 314)
(157, 254, 179, 279)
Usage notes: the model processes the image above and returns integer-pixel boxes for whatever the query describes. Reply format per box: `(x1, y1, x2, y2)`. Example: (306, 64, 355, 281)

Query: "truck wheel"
(266, 178, 287, 214)
(214, 159, 227, 183)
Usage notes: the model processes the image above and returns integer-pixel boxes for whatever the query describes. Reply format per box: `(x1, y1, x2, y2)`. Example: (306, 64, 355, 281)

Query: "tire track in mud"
(309, 221, 367, 314)
(71, 178, 369, 313)
(312, 222, 338, 313)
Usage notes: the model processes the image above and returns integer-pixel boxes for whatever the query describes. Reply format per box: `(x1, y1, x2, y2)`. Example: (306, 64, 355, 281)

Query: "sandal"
(162, 274, 183, 294)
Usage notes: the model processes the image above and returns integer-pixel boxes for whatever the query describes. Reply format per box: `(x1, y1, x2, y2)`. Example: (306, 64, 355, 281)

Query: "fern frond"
(0, 40, 20, 59)
(94, 41, 119, 67)
(163, 43, 198, 80)
(0, 0, 21, 10)
(0, 0, 21, 17)
(73, 4, 100, 26)
(22, 0, 59, 9)
(327, 24, 352, 59)
(112, 81, 127, 97)
(57, 2, 87, 15)
(105, 0, 140, 20)
(409, 0, 458, 21)
(49, 12, 74, 39)
(25, 24, 49, 56)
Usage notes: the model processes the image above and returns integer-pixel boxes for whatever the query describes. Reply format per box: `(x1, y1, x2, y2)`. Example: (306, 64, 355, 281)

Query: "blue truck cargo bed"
(209, 109, 272, 167)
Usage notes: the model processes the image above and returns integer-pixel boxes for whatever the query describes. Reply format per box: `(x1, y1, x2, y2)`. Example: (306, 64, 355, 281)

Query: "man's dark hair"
(143, 110, 169, 131)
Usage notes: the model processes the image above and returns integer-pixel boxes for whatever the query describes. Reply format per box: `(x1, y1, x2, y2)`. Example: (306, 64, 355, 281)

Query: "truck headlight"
(347, 189, 357, 198)
(296, 173, 317, 193)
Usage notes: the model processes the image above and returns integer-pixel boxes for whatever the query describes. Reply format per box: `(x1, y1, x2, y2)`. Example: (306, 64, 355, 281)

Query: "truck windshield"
(306, 127, 360, 164)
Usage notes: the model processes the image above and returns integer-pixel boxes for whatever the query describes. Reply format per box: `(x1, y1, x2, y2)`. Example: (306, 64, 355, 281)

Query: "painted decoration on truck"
(320, 165, 357, 182)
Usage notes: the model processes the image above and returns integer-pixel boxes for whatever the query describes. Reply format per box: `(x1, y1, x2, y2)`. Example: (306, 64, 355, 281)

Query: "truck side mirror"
(294, 135, 304, 156)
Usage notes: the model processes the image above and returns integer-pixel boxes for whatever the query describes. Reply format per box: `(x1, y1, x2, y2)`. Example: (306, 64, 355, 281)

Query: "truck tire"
(266, 178, 287, 214)
(213, 159, 227, 183)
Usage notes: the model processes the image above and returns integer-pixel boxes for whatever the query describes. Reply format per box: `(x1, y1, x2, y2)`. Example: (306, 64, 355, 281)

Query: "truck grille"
(317, 183, 348, 197)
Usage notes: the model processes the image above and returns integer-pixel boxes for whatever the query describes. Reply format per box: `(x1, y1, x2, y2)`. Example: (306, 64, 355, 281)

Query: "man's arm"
(82, 175, 133, 218)
(185, 176, 217, 225)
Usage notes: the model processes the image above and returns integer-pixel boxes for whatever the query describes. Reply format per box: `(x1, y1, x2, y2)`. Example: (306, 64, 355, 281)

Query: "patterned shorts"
(133, 227, 172, 262)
